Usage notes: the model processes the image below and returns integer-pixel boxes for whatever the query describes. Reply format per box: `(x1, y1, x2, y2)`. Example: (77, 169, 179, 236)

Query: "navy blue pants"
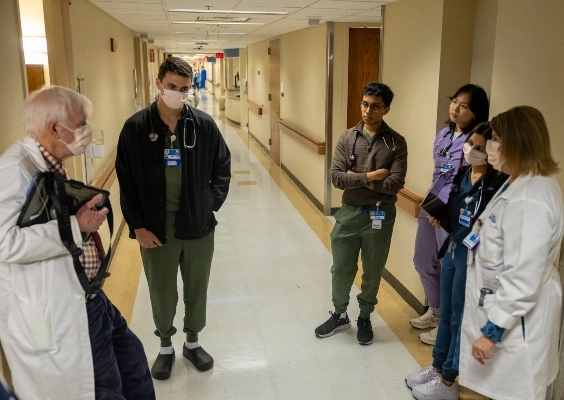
(0, 380, 18, 400)
(87, 291, 155, 400)
(432, 241, 468, 383)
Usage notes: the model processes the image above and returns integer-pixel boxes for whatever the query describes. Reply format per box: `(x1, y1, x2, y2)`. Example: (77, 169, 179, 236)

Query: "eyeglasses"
(360, 101, 385, 112)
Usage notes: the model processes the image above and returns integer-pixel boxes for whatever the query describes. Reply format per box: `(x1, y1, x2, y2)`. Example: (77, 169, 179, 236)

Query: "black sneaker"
(357, 316, 374, 345)
(315, 311, 351, 338)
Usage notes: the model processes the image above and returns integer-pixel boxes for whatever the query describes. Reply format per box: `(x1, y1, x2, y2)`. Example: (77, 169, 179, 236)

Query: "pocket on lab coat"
(481, 293, 525, 348)
(8, 297, 56, 352)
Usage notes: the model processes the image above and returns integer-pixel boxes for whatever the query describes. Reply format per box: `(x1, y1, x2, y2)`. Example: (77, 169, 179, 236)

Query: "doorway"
(26, 65, 45, 93)
(347, 28, 380, 128)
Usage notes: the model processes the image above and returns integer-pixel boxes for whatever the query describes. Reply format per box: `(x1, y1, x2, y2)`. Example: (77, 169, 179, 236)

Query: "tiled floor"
(111, 90, 487, 400)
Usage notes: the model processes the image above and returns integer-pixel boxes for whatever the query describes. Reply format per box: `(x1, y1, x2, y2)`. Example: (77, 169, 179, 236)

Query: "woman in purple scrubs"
(410, 84, 489, 345)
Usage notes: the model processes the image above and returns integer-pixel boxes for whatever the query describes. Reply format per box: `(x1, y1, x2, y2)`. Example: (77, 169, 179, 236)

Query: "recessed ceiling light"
(169, 9, 289, 16)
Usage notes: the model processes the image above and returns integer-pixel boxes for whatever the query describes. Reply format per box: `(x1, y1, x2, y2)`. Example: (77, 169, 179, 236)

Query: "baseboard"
(248, 130, 270, 155)
(226, 117, 241, 126)
(280, 163, 325, 213)
(381, 268, 426, 315)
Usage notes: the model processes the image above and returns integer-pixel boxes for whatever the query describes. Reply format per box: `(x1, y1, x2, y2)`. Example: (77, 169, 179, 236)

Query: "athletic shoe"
(405, 365, 440, 389)
(356, 316, 374, 345)
(410, 309, 440, 329)
(419, 326, 438, 345)
(411, 376, 459, 400)
(315, 311, 350, 337)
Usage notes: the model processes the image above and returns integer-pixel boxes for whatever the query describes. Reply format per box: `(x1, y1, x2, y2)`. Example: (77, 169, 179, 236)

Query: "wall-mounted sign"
(207, 57, 216, 63)
(216, 52, 224, 59)
(224, 48, 239, 58)
(149, 48, 155, 62)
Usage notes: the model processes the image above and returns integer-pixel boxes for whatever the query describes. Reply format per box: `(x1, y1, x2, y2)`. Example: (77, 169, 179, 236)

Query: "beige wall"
(147, 44, 160, 103)
(486, 0, 564, 191)
(0, 0, 28, 154)
(279, 24, 327, 204)
(470, 0, 498, 95)
(247, 39, 271, 147)
(381, 0, 476, 304)
(69, 0, 135, 181)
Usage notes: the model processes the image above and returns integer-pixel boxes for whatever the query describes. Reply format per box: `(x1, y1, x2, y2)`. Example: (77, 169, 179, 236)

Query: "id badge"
(370, 210, 385, 220)
(440, 163, 452, 173)
(164, 149, 181, 167)
(463, 232, 480, 251)
(459, 209, 472, 227)
(372, 220, 382, 230)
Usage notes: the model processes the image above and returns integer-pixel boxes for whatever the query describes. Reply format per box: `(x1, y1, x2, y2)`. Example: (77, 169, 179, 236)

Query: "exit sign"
(215, 53, 224, 58)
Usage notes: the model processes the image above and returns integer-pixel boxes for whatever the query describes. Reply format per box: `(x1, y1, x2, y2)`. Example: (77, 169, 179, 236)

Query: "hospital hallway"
(102, 90, 487, 400)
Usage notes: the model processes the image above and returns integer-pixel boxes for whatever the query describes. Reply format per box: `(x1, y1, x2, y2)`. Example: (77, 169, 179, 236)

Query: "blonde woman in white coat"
(459, 106, 564, 400)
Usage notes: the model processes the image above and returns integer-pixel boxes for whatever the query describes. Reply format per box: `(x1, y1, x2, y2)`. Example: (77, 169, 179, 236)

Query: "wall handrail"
(278, 119, 325, 155)
(397, 188, 424, 218)
(246, 100, 262, 115)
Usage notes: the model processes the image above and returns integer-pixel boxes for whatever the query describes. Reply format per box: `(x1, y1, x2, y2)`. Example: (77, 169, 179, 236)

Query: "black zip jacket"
(437, 165, 509, 259)
(115, 103, 231, 242)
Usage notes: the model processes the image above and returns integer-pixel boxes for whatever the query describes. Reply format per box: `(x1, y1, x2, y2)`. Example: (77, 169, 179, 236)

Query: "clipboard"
(420, 173, 452, 233)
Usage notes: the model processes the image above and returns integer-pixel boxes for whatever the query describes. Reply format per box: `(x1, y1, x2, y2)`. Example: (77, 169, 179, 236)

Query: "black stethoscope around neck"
(349, 129, 396, 167)
(148, 102, 196, 149)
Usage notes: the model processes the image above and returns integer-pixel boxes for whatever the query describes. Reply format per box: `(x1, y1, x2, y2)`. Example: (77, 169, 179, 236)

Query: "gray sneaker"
(412, 376, 459, 400)
(405, 365, 440, 389)
(419, 326, 438, 345)
(410, 309, 440, 329)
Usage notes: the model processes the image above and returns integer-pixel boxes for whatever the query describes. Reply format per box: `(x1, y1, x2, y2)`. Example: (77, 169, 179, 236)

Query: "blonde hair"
(489, 106, 559, 176)
(22, 86, 93, 137)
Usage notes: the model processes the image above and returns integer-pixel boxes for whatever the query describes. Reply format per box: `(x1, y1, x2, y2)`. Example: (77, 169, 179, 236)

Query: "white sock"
(430, 308, 441, 317)
(185, 340, 200, 350)
(340, 313, 347, 319)
(160, 346, 174, 355)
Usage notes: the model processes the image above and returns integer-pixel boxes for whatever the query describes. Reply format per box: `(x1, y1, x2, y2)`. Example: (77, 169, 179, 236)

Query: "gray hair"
(23, 86, 93, 137)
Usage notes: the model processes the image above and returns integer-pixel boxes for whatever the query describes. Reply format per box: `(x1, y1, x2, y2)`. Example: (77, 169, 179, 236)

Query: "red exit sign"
(215, 53, 224, 58)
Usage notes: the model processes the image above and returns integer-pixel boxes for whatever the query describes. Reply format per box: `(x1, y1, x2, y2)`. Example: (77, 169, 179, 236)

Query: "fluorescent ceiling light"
(175, 32, 245, 35)
(173, 21, 264, 25)
(169, 9, 288, 15)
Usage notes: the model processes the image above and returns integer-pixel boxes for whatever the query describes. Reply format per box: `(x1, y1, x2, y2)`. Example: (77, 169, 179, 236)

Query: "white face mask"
(59, 123, 92, 155)
(463, 142, 487, 166)
(160, 86, 188, 110)
(486, 140, 505, 172)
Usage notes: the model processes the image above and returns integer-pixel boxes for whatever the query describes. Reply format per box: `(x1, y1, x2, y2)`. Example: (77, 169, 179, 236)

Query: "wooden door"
(26, 65, 45, 93)
(347, 28, 380, 128)
(269, 39, 281, 165)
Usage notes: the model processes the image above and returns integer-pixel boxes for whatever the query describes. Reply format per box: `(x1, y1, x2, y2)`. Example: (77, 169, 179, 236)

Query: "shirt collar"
(35, 140, 67, 177)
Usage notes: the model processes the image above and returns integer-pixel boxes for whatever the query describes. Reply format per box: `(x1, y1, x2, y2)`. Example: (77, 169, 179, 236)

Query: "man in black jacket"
(116, 57, 230, 380)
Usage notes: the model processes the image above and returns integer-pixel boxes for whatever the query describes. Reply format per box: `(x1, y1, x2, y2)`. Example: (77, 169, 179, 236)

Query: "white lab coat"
(0, 138, 95, 400)
(459, 173, 564, 400)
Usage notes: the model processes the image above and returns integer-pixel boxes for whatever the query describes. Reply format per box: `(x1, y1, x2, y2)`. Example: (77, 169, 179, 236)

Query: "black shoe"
(183, 345, 214, 372)
(357, 316, 374, 345)
(315, 311, 351, 338)
(151, 350, 175, 380)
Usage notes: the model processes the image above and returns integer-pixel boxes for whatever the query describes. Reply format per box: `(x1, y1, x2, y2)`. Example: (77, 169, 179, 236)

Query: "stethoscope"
(433, 129, 460, 158)
(452, 168, 484, 217)
(148, 102, 197, 149)
(349, 129, 396, 167)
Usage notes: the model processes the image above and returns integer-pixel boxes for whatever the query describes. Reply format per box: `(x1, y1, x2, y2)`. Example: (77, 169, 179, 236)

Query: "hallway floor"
(106, 90, 487, 400)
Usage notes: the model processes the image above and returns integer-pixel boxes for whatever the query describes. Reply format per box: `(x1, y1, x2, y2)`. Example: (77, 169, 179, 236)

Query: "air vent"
(195, 42, 209, 45)
(196, 16, 251, 22)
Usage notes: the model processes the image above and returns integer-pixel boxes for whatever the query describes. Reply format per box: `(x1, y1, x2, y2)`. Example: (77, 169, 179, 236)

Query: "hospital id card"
(370, 210, 385, 220)
(459, 209, 472, 227)
(372, 220, 382, 230)
(463, 232, 480, 251)
(164, 149, 181, 167)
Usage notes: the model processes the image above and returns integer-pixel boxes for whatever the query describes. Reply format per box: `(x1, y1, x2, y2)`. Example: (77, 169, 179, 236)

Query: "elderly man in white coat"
(0, 86, 155, 400)
(459, 106, 564, 400)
